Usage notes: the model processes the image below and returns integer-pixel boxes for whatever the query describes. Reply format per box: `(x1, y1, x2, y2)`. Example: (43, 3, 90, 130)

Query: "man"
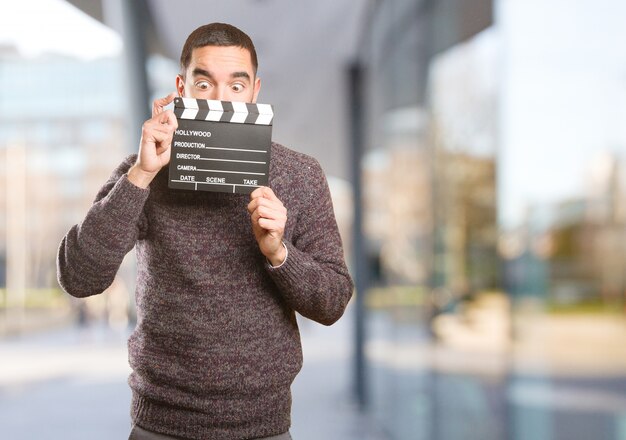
(57, 23, 353, 440)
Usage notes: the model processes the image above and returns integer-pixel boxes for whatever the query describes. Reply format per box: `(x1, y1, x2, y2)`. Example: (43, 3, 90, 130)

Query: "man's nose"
(211, 86, 228, 101)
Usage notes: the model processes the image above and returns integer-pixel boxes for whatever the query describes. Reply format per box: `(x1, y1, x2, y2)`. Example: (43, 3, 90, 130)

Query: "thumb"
(152, 92, 176, 118)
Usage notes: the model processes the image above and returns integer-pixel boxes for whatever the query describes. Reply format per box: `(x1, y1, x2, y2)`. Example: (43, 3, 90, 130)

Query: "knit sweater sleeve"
(266, 159, 354, 326)
(56, 155, 150, 298)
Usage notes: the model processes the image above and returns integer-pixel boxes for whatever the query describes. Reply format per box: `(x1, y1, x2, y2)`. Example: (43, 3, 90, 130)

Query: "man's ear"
(176, 74, 185, 97)
(251, 76, 261, 103)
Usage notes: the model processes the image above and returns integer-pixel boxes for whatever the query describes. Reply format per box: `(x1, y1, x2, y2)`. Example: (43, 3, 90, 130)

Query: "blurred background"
(1, 0, 626, 439)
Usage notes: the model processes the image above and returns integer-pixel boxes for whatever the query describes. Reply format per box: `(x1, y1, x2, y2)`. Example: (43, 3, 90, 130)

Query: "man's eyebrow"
(231, 71, 251, 80)
(191, 68, 251, 81)
(192, 67, 213, 79)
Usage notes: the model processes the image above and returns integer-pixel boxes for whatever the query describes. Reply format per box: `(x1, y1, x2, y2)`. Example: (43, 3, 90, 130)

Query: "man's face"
(176, 45, 261, 103)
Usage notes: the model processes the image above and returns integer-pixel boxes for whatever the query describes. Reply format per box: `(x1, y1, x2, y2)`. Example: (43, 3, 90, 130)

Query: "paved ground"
(4, 302, 626, 440)
(0, 304, 386, 440)
(291, 311, 386, 440)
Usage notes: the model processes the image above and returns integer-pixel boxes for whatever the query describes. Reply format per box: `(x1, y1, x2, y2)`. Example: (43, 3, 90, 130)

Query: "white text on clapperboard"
(172, 129, 258, 185)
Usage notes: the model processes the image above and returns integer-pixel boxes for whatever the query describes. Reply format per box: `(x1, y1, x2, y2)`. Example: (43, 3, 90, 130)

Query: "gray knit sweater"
(56, 142, 353, 440)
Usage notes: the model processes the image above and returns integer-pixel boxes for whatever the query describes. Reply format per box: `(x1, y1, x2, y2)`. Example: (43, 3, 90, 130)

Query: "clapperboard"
(168, 97, 273, 194)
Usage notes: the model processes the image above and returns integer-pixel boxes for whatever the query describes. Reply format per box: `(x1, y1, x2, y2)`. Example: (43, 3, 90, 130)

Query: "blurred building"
(0, 53, 129, 328)
(359, 0, 626, 439)
(507, 152, 626, 310)
(358, 1, 496, 438)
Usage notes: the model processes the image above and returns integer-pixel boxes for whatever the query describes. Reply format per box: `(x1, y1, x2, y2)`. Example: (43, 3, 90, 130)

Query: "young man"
(57, 23, 353, 440)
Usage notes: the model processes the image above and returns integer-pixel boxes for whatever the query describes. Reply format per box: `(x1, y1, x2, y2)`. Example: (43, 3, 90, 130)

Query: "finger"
(251, 209, 271, 228)
(152, 92, 176, 117)
(247, 196, 285, 215)
(257, 195, 285, 210)
(256, 204, 286, 221)
(155, 142, 171, 153)
(250, 187, 265, 200)
(166, 109, 178, 124)
(250, 209, 261, 225)
(149, 118, 175, 132)
(150, 127, 175, 144)
(247, 198, 259, 214)
(250, 207, 286, 222)
(144, 118, 172, 133)
(258, 217, 285, 232)
(148, 127, 175, 143)
(251, 206, 286, 225)
(250, 186, 278, 201)
(259, 186, 278, 200)
(157, 109, 178, 126)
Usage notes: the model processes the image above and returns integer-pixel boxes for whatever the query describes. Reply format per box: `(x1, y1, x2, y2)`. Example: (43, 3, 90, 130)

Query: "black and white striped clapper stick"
(168, 97, 274, 194)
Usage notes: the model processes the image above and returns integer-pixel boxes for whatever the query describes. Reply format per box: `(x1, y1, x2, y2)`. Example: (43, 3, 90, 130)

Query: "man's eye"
(195, 81, 209, 90)
(232, 83, 244, 92)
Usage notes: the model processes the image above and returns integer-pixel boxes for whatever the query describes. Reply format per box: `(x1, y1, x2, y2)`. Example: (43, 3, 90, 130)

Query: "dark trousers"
(128, 424, 293, 440)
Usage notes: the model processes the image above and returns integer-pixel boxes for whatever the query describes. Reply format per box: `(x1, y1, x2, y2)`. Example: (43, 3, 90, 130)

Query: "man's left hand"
(248, 187, 287, 266)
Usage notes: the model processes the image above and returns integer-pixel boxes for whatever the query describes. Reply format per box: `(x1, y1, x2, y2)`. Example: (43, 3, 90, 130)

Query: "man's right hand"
(128, 92, 178, 189)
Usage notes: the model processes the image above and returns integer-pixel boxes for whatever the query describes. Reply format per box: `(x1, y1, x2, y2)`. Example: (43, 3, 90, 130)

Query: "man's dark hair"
(180, 23, 258, 76)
